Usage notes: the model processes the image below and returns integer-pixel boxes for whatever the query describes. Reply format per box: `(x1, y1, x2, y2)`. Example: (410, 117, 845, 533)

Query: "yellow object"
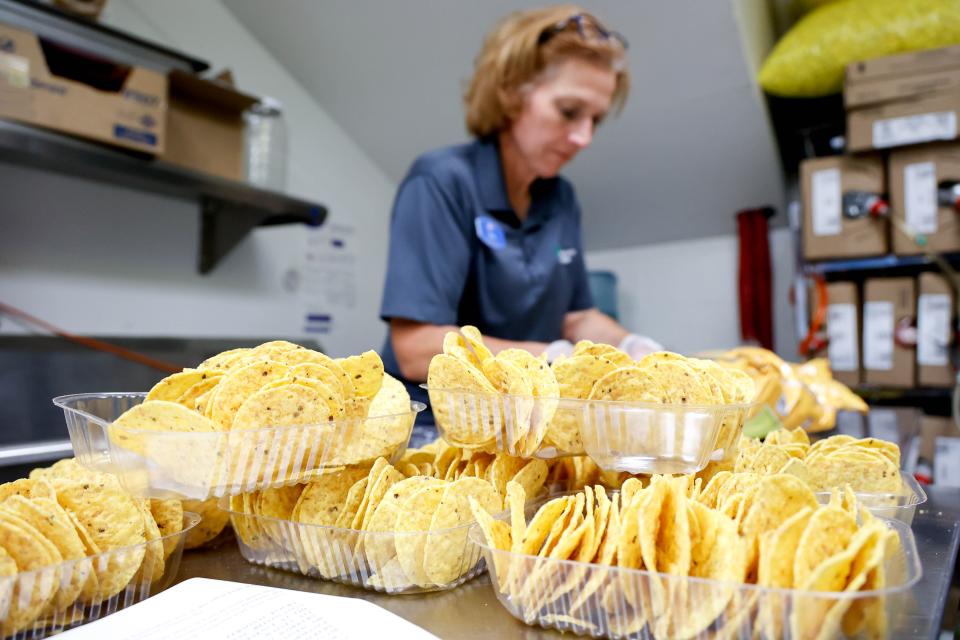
(759, 0, 960, 97)
(714, 348, 866, 434)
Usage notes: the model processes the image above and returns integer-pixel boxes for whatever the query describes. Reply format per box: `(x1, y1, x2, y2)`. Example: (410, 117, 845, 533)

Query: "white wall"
(586, 226, 798, 358)
(0, 0, 396, 356)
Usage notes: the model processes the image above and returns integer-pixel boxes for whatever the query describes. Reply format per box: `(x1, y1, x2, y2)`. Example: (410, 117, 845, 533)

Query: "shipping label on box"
(0, 50, 31, 119)
(827, 303, 858, 370)
(873, 111, 957, 148)
(801, 156, 887, 260)
(890, 142, 960, 255)
(863, 278, 916, 386)
(903, 161, 938, 234)
(863, 300, 895, 371)
(917, 272, 955, 387)
(811, 168, 842, 236)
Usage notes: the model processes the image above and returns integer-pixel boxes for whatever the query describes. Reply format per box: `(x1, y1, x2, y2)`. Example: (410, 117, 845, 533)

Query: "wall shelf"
(0, 0, 208, 73)
(0, 120, 327, 273)
(803, 253, 960, 278)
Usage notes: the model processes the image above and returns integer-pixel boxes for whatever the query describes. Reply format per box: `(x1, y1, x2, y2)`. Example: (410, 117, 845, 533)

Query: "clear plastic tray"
(471, 505, 921, 640)
(55, 393, 424, 500)
(221, 499, 485, 594)
(1, 512, 199, 639)
(815, 474, 927, 526)
(427, 387, 752, 474)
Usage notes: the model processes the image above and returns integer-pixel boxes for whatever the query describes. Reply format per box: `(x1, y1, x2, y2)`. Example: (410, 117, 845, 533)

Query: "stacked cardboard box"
(800, 155, 887, 260)
(846, 45, 960, 153)
(822, 275, 955, 389)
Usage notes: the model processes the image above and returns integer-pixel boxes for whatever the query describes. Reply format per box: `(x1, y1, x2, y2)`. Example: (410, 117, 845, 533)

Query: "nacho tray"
(55, 393, 424, 500)
(1, 512, 199, 639)
(427, 386, 752, 474)
(221, 499, 485, 594)
(815, 474, 927, 526)
(471, 504, 921, 640)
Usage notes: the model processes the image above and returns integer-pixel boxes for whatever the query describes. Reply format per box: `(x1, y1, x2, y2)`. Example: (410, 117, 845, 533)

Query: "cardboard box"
(847, 90, 960, 152)
(825, 281, 861, 388)
(920, 414, 956, 461)
(845, 67, 960, 109)
(0, 22, 165, 153)
(801, 155, 887, 260)
(159, 70, 257, 181)
(889, 142, 960, 254)
(846, 44, 960, 84)
(863, 277, 916, 387)
(917, 272, 955, 387)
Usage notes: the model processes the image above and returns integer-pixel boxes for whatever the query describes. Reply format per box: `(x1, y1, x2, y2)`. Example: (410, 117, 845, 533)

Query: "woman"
(380, 5, 661, 440)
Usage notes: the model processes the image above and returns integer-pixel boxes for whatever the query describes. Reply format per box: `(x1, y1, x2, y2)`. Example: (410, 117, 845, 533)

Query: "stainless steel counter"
(173, 487, 960, 639)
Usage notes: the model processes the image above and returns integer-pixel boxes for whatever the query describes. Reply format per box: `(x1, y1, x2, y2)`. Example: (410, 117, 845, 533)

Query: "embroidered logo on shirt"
(475, 216, 506, 250)
(557, 247, 578, 265)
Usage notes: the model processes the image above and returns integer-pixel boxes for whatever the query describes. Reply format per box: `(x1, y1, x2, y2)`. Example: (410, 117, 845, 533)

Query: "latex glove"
(543, 339, 574, 363)
(619, 333, 664, 360)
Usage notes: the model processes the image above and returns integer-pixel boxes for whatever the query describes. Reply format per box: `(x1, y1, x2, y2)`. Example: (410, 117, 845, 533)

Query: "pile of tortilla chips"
(109, 341, 416, 495)
(713, 347, 868, 433)
(227, 451, 548, 593)
(428, 327, 756, 459)
(472, 474, 896, 639)
(735, 428, 902, 493)
(0, 459, 192, 636)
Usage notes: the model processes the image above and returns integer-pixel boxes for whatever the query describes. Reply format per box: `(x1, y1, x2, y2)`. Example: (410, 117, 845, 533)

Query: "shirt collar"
(472, 136, 561, 225)
(473, 136, 512, 212)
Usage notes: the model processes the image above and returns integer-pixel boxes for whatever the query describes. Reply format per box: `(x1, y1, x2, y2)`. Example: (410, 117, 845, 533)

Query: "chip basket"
(426, 386, 753, 474)
(221, 499, 486, 594)
(471, 503, 922, 640)
(1, 512, 199, 639)
(815, 474, 927, 526)
(55, 393, 424, 500)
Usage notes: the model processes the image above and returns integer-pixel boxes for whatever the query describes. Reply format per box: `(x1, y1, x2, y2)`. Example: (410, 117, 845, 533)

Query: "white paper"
(873, 111, 957, 148)
(826, 303, 858, 372)
(917, 293, 952, 366)
(811, 168, 842, 237)
(59, 578, 439, 640)
(934, 436, 960, 487)
(868, 409, 901, 448)
(904, 161, 938, 234)
(300, 221, 357, 335)
(863, 301, 895, 371)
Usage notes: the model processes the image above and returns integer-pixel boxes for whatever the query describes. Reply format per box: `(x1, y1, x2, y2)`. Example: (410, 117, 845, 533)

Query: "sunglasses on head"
(538, 13, 629, 50)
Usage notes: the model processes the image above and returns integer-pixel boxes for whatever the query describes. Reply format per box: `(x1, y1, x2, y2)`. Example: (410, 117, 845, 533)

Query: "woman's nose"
(569, 119, 593, 148)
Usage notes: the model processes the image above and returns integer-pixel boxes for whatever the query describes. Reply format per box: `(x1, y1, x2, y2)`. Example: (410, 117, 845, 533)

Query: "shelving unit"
(0, 121, 327, 273)
(0, 0, 329, 274)
(804, 252, 960, 278)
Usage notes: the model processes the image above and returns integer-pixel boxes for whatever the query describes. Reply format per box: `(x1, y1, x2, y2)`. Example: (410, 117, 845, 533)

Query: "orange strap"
(799, 276, 829, 357)
(0, 301, 184, 374)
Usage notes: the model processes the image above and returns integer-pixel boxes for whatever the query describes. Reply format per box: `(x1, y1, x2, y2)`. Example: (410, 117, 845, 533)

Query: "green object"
(743, 405, 784, 440)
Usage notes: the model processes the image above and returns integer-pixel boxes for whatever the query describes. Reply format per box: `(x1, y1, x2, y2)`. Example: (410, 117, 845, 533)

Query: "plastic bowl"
(816, 474, 927, 526)
(427, 386, 752, 474)
(54, 393, 423, 500)
(0, 512, 199, 639)
(471, 504, 921, 640)
(222, 499, 485, 594)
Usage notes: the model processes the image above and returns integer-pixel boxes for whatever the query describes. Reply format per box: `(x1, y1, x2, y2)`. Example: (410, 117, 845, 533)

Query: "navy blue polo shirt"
(380, 137, 594, 430)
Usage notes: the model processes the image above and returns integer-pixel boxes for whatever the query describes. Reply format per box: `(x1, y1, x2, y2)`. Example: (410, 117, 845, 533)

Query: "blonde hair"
(464, 5, 630, 138)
